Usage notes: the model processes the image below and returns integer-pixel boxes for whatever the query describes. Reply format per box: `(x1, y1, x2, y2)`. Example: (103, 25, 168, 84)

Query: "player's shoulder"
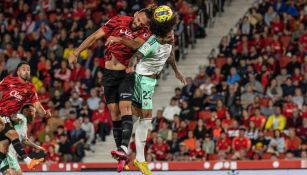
(146, 35, 158, 45)
(17, 114, 27, 123)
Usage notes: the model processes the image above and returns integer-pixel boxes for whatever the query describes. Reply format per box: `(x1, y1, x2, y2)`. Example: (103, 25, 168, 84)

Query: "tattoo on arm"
(128, 51, 143, 68)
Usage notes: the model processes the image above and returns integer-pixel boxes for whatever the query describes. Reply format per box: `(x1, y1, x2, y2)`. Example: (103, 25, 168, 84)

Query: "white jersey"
(136, 35, 172, 75)
(8, 114, 28, 158)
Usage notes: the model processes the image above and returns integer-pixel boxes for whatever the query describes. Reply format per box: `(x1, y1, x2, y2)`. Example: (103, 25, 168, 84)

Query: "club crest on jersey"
(10, 90, 23, 101)
(119, 29, 133, 39)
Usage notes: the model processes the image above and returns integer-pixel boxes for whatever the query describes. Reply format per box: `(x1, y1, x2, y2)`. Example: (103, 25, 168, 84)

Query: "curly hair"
(149, 13, 179, 38)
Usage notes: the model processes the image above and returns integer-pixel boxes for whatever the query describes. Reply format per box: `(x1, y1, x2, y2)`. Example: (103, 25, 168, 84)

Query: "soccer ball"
(153, 5, 173, 22)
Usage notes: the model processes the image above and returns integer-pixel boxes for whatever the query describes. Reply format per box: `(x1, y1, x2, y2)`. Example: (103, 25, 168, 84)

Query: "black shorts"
(103, 69, 135, 104)
(0, 116, 14, 141)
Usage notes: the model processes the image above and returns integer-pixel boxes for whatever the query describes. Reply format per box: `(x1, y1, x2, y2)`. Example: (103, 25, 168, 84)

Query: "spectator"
(264, 6, 277, 26)
(46, 145, 60, 163)
(194, 119, 207, 140)
(81, 116, 95, 151)
(267, 129, 286, 155)
(265, 106, 286, 130)
(69, 91, 84, 110)
(70, 120, 86, 162)
(232, 127, 251, 152)
(181, 77, 196, 101)
(286, 128, 302, 155)
(241, 85, 256, 109)
(296, 118, 307, 142)
(227, 67, 241, 85)
(183, 131, 196, 151)
(58, 134, 72, 162)
(163, 98, 181, 121)
(87, 88, 101, 111)
(252, 130, 270, 159)
(250, 108, 266, 129)
(190, 140, 205, 161)
(216, 132, 231, 153)
(64, 111, 77, 133)
(266, 78, 283, 101)
(150, 136, 169, 161)
(159, 121, 172, 141)
(92, 101, 111, 141)
(202, 133, 215, 155)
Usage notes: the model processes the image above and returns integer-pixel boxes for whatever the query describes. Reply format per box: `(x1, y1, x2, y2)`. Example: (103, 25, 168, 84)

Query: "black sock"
(12, 139, 27, 159)
(121, 115, 133, 148)
(112, 120, 122, 149)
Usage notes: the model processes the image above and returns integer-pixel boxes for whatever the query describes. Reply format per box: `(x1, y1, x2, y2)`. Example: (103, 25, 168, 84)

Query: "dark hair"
(14, 61, 30, 76)
(149, 13, 178, 37)
(20, 104, 34, 113)
(139, 7, 154, 19)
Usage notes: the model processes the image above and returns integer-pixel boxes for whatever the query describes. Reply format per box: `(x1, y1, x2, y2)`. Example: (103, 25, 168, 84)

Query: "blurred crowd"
(128, 0, 307, 161)
(0, 0, 208, 162)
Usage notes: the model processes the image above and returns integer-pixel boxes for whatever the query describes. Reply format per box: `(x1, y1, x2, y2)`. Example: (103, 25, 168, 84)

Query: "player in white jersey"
(0, 104, 45, 175)
(126, 12, 186, 175)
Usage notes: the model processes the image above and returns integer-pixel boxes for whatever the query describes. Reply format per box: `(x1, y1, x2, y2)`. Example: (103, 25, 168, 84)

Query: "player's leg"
(3, 123, 43, 170)
(0, 139, 10, 175)
(103, 69, 124, 151)
(133, 74, 156, 175)
(6, 154, 22, 175)
(117, 73, 135, 155)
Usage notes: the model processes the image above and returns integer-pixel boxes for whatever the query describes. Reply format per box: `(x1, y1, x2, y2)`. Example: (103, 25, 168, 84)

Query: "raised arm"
(33, 101, 51, 118)
(68, 28, 105, 64)
(167, 49, 186, 84)
(106, 36, 146, 50)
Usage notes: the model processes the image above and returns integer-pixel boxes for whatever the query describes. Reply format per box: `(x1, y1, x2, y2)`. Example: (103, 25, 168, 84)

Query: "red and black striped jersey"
(0, 75, 38, 117)
(101, 15, 151, 66)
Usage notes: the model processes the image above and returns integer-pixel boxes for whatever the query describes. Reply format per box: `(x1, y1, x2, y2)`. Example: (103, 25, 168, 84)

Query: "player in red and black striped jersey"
(0, 62, 51, 171)
(68, 8, 154, 172)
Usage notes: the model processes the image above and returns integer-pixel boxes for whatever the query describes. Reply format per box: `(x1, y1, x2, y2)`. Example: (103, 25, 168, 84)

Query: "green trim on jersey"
(138, 35, 159, 57)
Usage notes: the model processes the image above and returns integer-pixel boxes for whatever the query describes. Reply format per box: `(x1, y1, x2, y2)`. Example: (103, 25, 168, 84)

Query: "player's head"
(131, 7, 154, 31)
(21, 104, 36, 121)
(149, 12, 178, 38)
(15, 61, 31, 81)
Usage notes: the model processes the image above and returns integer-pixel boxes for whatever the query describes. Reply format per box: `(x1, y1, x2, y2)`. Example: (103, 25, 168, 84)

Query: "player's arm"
(22, 138, 45, 152)
(167, 49, 186, 84)
(106, 36, 146, 50)
(127, 51, 144, 73)
(68, 29, 106, 64)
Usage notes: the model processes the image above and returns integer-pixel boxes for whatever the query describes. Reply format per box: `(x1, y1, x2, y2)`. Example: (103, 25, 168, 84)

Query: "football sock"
(135, 118, 151, 162)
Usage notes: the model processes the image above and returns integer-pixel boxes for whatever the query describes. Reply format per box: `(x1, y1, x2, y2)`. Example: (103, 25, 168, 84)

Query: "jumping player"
(127, 13, 186, 175)
(68, 8, 153, 171)
(0, 62, 51, 170)
(0, 104, 46, 175)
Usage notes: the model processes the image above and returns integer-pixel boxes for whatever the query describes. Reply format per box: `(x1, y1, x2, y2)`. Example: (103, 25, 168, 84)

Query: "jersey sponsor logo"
(10, 90, 23, 101)
(119, 29, 133, 39)
(141, 43, 151, 53)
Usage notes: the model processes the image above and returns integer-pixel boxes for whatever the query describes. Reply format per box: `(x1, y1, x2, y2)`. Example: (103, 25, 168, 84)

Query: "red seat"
(209, 154, 218, 160)
(215, 57, 226, 68)
(262, 153, 272, 160)
(279, 56, 291, 68)
(279, 153, 286, 159)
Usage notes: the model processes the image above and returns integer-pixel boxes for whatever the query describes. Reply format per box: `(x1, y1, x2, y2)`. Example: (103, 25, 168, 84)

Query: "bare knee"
(3, 169, 16, 175)
(107, 103, 120, 121)
(119, 101, 132, 116)
(142, 109, 152, 119)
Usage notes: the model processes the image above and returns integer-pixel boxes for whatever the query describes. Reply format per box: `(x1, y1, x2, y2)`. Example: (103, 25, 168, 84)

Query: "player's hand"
(175, 71, 186, 85)
(68, 52, 78, 67)
(126, 67, 135, 74)
(105, 36, 121, 46)
(37, 146, 46, 153)
(44, 110, 52, 118)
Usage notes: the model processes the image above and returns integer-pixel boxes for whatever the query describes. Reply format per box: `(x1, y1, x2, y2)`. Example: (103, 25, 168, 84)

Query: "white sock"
(24, 157, 31, 164)
(135, 118, 151, 162)
(120, 145, 128, 154)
